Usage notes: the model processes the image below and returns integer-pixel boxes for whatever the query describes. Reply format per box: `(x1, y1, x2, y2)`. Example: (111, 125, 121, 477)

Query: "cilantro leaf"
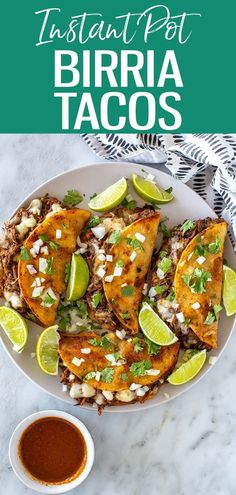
(19, 246, 31, 261)
(63, 189, 83, 207)
(165, 186, 173, 194)
(204, 311, 216, 325)
(129, 360, 151, 376)
(39, 234, 60, 251)
(91, 292, 104, 309)
(208, 236, 221, 254)
(126, 237, 144, 251)
(120, 312, 130, 320)
(180, 219, 195, 234)
(76, 300, 88, 319)
(116, 260, 124, 268)
(43, 293, 55, 306)
(45, 258, 54, 275)
(121, 285, 134, 297)
(167, 288, 175, 302)
(88, 336, 113, 350)
(144, 338, 161, 356)
(107, 231, 121, 245)
(159, 217, 170, 239)
(83, 216, 102, 232)
(84, 371, 96, 381)
(101, 367, 114, 383)
(132, 337, 144, 353)
(182, 268, 211, 294)
(155, 285, 166, 295)
(213, 304, 222, 315)
(120, 373, 128, 381)
(158, 256, 172, 274)
(121, 198, 137, 209)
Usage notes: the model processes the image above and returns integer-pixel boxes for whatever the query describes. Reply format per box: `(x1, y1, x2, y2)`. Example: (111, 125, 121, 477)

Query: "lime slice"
(223, 265, 236, 316)
(139, 302, 178, 346)
(132, 173, 173, 204)
(36, 325, 59, 375)
(88, 177, 128, 211)
(0, 306, 28, 352)
(66, 254, 89, 301)
(167, 350, 206, 385)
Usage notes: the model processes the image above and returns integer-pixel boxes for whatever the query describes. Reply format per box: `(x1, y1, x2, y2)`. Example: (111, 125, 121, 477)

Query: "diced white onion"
(126, 194, 133, 202)
(142, 283, 148, 295)
(130, 251, 137, 262)
(56, 229, 62, 239)
(30, 247, 37, 258)
(135, 232, 145, 243)
(130, 383, 142, 391)
(39, 258, 48, 274)
(136, 386, 149, 397)
(97, 253, 106, 261)
(97, 266, 106, 279)
(113, 266, 123, 277)
(102, 390, 114, 401)
(146, 173, 155, 182)
(104, 275, 113, 283)
(121, 283, 128, 287)
(156, 268, 165, 280)
(115, 329, 126, 340)
(41, 246, 49, 255)
(62, 384, 67, 392)
(191, 302, 200, 310)
(71, 357, 85, 367)
(209, 356, 217, 365)
(26, 264, 37, 275)
(187, 252, 193, 261)
(106, 254, 113, 262)
(95, 371, 101, 382)
(32, 286, 44, 298)
(146, 369, 160, 376)
(81, 348, 91, 354)
(176, 312, 185, 323)
(196, 256, 206, 265)
(148, 287, 156, 298)
(91, 225, 106, 240)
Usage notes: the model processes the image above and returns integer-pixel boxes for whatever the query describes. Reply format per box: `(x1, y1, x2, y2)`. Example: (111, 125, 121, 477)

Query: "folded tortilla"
(59, 332, 180, 393)
(18, 209, 90, 326)
(174, 221, 227, 348)
(103, 213, 160, 334)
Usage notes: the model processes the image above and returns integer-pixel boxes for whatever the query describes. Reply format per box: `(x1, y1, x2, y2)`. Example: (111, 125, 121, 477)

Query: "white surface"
(9, 410, 94, 493)
(1, 161, 235, 413)
(0, 135, 236, 495)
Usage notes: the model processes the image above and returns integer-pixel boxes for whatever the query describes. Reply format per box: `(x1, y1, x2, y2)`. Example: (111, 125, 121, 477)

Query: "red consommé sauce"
(18, 417, 87, 485)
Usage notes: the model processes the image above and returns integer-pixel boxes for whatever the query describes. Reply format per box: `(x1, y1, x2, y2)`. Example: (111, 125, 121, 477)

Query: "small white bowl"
(9, 410, 95, 493)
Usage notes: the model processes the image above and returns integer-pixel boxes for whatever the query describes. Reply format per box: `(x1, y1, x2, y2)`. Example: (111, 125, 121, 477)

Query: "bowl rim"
(9, 409, 95, 494)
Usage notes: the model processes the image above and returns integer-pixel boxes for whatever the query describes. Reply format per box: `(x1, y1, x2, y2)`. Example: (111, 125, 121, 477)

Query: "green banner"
(0, 1, 235, 132)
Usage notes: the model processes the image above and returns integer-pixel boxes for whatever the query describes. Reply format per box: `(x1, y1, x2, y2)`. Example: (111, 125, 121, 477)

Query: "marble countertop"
(0, 135, 236, 495)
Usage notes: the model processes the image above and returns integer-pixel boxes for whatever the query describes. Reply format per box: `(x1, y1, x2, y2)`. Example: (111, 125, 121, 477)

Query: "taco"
(81, 206, 160, 334)
(59, 331, 180, 410)
(150, 218, 227, 349)
(18, 209, 90, 327)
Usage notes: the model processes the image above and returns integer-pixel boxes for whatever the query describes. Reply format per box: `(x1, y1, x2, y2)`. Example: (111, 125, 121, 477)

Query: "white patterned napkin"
(82, 133, 236, 248)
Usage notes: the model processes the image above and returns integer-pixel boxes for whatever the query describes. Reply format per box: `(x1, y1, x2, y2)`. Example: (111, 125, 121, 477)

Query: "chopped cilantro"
(45, 258, 54, 275)
(180, 219, 195, 234)
(165, 186, 173, 194)
(64, 262, 71, 283)
(120, 373, 128, 381)
(132, 337, 144, 353)
(183, 317, 191, 325)
(182, 268, 211, 294)
(39, 233, 49, 242)
(158, 256, 172, 274)
(19, 246, 31, 261)
(116, 259, 124, 268)
(144, 337, 161, 356)
(167, 288, 175, 302)
(159, 250, 167, 259)
(120, 312, 130, 320)
(121, 285, 134, 297)
(88, 335, 113, 350)
(204, 311, 216, 325)
(155, 285, 166, 295)
(129, 360, 152, 376)
(83, 216, 102, 232)
(126, 237, 144, 251)
(39, 234, 60, 251)
(159, 217, 170, 239)
(101, 367, 114, 383)
(107, 231, 121, 245)
(121, 197, 137, 209)
(208, 236, 221, 254)
(213, 304, 222, 315)
(43, 293, 55, 306)
(91, 292, 104, 308)
(76, 300, 88, 318)
(84, 371, 96, 380)
(61, 222, 68, 229)
(63, 189, 83, 207)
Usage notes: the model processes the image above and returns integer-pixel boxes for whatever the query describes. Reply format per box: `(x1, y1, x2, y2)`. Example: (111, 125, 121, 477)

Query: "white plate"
(1, 163, 235, 413)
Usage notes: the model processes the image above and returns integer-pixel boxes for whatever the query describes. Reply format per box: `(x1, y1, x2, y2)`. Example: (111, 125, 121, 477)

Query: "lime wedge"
(66, 254, 89, 301)
(88, 177, 128, 211)
(0, 306, 28, 352)
(139, 302, 178, 346)
(223, 265, 236, 316)
(167, 350, 206, 385)
(132, 173, 173, 204)
(36, 325, 59, 375)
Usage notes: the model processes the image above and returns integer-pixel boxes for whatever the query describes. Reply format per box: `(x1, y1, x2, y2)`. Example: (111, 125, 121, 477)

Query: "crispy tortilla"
(59, 332, 180, 392)
(103, 213, 160, 334)
(174, 221, 227, 348)
(18, 209, 90, 326)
